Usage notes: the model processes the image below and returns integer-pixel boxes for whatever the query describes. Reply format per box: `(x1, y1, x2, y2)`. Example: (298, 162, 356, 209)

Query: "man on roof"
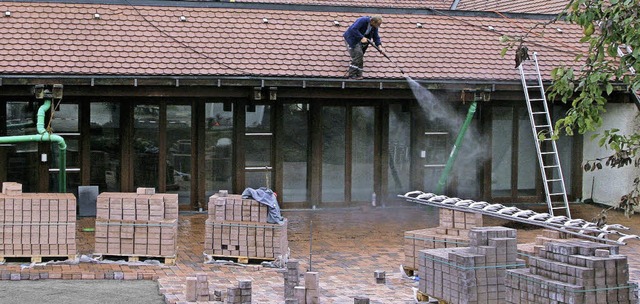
(343, 15, 383, 80)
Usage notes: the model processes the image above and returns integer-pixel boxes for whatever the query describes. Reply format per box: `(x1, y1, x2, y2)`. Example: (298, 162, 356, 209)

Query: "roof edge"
(5, 0, 559, 20)
(0, 74, 543, 92)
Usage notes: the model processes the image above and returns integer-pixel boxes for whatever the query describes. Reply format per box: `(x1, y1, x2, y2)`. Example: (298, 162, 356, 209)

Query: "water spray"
(368, 40, 405, 75)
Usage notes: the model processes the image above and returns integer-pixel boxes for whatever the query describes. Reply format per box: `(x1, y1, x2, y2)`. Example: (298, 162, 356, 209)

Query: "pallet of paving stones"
(0, 182, 77, 257)
(205, 192, 288, 261)
(92, 253, 176, 265)
(404, 208, 483, 271)
(203, 219, 288, 260)
(94, 188, 179, 260)
(506, 239, 638, 304)
(418, 226, 525, 304)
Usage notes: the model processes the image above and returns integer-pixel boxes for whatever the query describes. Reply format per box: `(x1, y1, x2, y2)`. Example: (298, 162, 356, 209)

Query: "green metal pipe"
(0, 99, 67, 192)
(436, 101, 477, 194)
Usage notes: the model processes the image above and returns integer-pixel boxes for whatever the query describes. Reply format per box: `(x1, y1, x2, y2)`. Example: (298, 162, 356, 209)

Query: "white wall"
(581, 103, 640, 206)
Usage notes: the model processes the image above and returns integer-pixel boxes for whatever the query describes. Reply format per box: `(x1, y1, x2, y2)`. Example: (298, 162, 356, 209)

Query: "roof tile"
(0, 2, 585, 80)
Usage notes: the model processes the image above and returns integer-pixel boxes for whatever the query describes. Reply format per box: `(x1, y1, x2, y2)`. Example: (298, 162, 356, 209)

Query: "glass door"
(244, 105, 273, 189)
(49, 103, 81, 195)
(166, 105, 192, 205)
(282, 103, 309, 203)
(319, 105, 376, 205)
(2, 101, 39, 192)
(489, 104, 539, 202)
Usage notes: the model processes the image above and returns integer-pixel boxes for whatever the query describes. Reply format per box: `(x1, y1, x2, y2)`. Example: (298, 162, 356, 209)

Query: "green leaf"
(500, 47, 508, 57)
(606, 83, 613, 95)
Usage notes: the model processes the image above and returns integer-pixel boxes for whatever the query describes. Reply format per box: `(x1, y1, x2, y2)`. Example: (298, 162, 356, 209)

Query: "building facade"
(0, 0, 635, 210)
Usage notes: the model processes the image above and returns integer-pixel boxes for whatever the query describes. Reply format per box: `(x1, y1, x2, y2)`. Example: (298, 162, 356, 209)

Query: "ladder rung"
(547, 179, 562, 182)
(543, 165, 560, 168)
(549, 193, 565, 196)
(534, 124, 551, 128)
(532, 111, 547, 115)
(540, 151, 555, 154)
(551, 207, 568, 210)
(528, 86, 542, 89)
(529, 99, 545, 102)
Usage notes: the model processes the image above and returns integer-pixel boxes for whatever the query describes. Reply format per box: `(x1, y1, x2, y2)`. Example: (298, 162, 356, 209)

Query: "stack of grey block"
(283, 259, 300, 301)
(225, 279, 252, 304)
(506, 240, 638, 304)
(418, 226, 524, 303)
(283, 271, 320, 304)
(284, 272, 320, 304)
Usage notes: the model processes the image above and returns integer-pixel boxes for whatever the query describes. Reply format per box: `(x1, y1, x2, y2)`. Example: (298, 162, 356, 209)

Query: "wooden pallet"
(402, 265, 416, 277)
(0, 254, 76, 263)
(93, 254, 176, 265)
(417, 291, 447, 304)
(205, 254, 275, 265)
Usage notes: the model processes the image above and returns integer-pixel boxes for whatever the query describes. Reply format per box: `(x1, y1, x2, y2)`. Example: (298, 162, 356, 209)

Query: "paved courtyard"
(1, 201, 639, 303)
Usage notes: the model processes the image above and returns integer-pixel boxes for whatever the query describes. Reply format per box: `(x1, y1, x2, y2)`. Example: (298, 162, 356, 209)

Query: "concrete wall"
(581, 103, 640, 207)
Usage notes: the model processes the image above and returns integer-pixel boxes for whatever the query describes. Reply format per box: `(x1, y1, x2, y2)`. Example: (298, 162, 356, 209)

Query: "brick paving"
(1, 202, 640, 303)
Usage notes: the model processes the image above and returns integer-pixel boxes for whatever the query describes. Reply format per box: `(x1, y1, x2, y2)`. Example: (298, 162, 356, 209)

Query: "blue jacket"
(343, 16, 382, 48)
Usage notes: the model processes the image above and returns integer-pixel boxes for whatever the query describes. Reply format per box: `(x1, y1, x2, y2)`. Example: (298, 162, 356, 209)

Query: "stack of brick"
(94, 188, 178, 258)
(304, 272, 320, 304)
(517, 229, 572, 265)
(418, 226, 524, 303)
(225, 279, 252, 304)
(286, 272, 320, 304)
(405, 208, 483, 271)
(204, 193, 288, 260)
(283, 259, 301, 300)
(0, 182, 76, 258)
(185, 273, 209, 302)
(506, 240, 638, 304)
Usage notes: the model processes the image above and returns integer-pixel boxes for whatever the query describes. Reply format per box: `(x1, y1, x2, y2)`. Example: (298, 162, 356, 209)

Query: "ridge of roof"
(6, 0, 558, 20)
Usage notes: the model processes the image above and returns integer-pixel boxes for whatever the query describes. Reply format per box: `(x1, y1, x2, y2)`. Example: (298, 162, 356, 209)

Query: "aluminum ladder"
(517, 52, 571, 218)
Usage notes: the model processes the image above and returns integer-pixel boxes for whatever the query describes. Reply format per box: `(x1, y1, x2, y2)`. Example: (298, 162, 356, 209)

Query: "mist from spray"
(405, 76, 464, 131)
(404, 75, 487, 197)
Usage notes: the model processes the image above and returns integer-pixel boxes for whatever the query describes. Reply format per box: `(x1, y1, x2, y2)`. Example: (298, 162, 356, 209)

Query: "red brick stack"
(94, 188, 178, 258)
(204, 193, 288, 261)
(0, 182, 76, 259)
(404, 208, 483, 271)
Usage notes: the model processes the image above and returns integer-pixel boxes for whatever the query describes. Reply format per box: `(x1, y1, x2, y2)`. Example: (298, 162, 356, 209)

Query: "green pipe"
(0, 99, 67, 192)
(436, 101, 477, 194)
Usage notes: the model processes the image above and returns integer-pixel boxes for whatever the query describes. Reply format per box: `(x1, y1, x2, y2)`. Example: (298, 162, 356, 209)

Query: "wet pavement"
(1, 202, 640, 303)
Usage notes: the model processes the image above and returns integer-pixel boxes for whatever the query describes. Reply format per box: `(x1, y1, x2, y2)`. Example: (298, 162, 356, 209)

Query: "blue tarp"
(241, 187, 285, 224)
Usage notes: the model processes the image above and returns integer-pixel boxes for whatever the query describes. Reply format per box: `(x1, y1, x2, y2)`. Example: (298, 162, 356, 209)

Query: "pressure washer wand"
(368, 40, 405, 75)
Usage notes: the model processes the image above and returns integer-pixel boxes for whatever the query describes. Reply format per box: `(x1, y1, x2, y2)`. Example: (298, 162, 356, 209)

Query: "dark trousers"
(346, 41, 368, 78)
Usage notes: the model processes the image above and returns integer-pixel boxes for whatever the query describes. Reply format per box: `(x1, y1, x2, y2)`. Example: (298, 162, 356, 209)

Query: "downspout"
(435, 101, 477, 194)
(0, 99, 67, 192)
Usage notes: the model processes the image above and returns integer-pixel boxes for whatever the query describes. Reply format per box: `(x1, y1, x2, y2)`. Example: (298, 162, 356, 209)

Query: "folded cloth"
(241, 187, 285, 224)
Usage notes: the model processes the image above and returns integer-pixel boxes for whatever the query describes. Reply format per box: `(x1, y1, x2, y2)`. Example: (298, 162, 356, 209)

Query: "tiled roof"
(0, 1, 585, 82)
(454, 0, 569, 15)
(226, 0, 454, 9)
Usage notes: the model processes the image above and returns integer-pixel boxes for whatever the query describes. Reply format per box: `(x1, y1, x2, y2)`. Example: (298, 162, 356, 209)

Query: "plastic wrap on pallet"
(0, 183, 77, 257)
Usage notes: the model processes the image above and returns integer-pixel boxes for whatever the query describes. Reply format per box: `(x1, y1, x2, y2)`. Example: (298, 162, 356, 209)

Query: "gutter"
(0, 99, 67, 192)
